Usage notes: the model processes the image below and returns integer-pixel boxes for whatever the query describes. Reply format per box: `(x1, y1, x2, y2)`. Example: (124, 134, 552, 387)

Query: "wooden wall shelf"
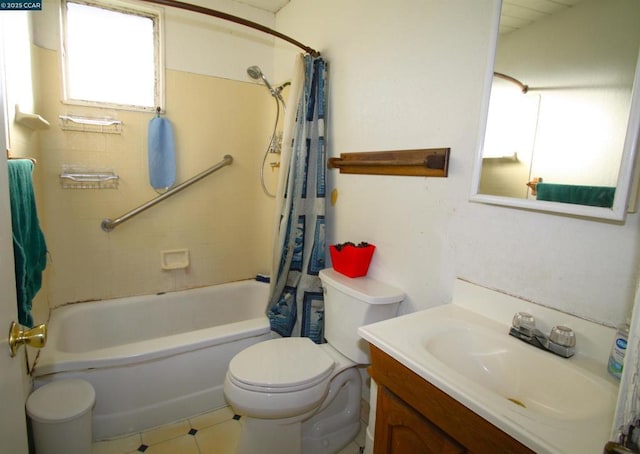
(327, 148, 450, 177)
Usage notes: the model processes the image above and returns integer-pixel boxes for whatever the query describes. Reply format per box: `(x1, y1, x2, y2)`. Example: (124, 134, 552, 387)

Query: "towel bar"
(328, 148, 450, 177)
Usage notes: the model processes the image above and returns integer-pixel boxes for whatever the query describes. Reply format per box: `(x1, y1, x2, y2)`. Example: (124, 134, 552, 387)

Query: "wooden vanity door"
(375, 386, 466, 454)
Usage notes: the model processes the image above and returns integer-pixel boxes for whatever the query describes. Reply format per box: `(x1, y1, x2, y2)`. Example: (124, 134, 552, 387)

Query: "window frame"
(59, 0, 164, 112)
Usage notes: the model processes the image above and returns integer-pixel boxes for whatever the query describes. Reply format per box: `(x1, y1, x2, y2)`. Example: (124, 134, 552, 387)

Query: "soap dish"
(161, 249, 189, 270)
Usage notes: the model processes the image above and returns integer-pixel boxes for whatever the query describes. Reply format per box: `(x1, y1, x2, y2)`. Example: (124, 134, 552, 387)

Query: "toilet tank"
(319, 268, 404, 364)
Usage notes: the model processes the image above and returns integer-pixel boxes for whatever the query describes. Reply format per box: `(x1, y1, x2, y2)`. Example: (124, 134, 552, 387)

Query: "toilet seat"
(228, 337, 334, 393)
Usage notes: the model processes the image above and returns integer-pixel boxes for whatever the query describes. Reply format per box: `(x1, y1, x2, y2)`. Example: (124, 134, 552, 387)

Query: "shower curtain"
(267, 54, 328, 343)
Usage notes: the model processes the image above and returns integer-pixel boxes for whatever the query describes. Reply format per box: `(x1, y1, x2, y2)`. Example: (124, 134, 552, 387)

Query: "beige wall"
(7, 0, 640, 330)
(22, 46, 277, 313)
(276, 0, 640, 327)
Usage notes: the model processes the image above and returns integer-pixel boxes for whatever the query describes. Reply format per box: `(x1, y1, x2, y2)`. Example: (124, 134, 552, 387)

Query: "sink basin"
(358, 280, 619, 454)
(423, 322, 613, 421)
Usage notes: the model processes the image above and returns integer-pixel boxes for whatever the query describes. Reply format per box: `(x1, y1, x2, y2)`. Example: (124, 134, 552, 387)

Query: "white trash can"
(26, 379, 96, 454)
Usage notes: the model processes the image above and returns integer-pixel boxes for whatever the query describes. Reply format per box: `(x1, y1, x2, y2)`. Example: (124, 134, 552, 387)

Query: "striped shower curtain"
(267, 54, 328, 343)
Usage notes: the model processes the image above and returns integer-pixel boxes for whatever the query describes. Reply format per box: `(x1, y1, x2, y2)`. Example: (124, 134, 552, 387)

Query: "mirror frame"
(470, 1, 640, 221)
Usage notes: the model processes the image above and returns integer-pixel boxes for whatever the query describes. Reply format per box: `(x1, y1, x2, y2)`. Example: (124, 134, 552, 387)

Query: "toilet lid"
(228, 337, 334, 391)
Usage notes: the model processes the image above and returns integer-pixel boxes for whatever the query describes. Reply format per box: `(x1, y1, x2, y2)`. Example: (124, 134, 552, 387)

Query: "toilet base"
(232, 367, 362, 454)
(303, 419, 360, 454)
(302, 367, 362, 454)
(237, 417, 303, 454)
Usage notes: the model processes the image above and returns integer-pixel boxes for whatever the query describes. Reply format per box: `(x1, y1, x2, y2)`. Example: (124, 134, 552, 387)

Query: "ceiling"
(208, 0, 583, 28)
(210, 0, 586, 29)
(500, 0, 586, 34)
(234, 0, 289, 13)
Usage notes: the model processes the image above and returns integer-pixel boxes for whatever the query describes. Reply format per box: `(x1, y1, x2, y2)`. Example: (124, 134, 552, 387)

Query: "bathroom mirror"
(471, 0, 640, 221)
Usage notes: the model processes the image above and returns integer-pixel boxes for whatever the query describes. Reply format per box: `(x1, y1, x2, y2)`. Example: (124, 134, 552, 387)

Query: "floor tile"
(93, 404, 367, 454)
(93, 433, 142, 454)
(195, 419, 241, 454)
(189, 406, 235, 430)
(143, 434, 200, 454)
(141, 419, 191, 446)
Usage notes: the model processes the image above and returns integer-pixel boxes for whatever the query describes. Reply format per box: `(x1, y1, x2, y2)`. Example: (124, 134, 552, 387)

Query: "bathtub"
(32, 279, 272, 440)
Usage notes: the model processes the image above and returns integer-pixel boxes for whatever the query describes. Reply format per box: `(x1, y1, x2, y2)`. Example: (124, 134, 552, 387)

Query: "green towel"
(536, 183, 615, 208)
(8, 159, 47, 328)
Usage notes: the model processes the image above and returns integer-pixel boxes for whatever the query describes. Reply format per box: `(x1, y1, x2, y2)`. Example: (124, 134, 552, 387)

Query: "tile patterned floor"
(92, 406, 366, 454)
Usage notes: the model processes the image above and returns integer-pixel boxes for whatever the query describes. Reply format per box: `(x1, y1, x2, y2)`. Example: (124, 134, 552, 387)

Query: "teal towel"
(536, 183, 615, 208)
(148, 117, 176, 190)
(8, 160, 47, 328)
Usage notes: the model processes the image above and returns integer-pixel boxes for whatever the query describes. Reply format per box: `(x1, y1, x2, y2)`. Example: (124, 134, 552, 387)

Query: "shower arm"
(140, 0, 320, 57)
(101, 155, 233, 232)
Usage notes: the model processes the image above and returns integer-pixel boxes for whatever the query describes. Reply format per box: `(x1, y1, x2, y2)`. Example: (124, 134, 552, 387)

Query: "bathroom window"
(60, 0, 163, 111)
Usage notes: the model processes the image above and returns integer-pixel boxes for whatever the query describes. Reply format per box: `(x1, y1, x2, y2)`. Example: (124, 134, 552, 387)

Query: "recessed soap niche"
(161, 249, 190, 270)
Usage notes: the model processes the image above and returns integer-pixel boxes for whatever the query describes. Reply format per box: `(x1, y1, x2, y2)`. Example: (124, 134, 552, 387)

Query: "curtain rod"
(140, 0, 320, 57)
(493, 72, 529, 94)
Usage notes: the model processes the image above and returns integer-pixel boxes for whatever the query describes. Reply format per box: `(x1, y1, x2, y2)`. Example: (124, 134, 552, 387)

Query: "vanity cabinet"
(368, 345, 534, 454)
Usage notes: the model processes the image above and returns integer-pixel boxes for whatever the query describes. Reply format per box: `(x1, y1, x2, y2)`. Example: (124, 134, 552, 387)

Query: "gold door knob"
(8, 321, 47, 357)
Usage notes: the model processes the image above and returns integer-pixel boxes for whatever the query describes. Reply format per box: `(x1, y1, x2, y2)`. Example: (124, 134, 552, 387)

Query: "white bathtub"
(32, 279, 272, 440)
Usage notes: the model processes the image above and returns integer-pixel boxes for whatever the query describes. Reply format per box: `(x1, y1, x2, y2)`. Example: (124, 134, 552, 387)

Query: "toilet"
(224, 268, 404, 454)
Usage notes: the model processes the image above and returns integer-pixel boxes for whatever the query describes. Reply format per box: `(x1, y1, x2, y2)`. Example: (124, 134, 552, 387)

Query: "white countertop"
(358, 279, 619, 454)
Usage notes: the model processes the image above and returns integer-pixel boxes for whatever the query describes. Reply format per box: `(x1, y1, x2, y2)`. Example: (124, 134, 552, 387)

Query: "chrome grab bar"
(101, 154, 233, 232)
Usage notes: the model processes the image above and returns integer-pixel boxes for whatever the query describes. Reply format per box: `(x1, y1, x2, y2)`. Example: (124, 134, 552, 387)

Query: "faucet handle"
(549, 325, 576, 348)
(512, 312, 536, 333)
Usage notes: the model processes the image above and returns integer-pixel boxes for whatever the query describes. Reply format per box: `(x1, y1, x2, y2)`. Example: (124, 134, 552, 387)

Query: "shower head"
(247, 65, 275, 92)
(247, 65, 263, 80)
(247, 65, 286, 107)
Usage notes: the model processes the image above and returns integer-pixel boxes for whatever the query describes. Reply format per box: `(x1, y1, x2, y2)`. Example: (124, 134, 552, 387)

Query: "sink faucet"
(509, 312, 576, 358)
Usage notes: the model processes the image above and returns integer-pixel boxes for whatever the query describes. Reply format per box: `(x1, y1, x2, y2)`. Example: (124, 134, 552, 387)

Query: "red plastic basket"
(329, 244, 376, 278)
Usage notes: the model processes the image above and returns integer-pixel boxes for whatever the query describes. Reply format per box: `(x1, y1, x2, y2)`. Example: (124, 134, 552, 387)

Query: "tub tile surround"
(92, 406, 366, 454)
(28, 46, 276, 313)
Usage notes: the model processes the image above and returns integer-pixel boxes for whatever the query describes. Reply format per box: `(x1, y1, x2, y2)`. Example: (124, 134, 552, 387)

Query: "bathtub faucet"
(509, 312, 576, 358)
